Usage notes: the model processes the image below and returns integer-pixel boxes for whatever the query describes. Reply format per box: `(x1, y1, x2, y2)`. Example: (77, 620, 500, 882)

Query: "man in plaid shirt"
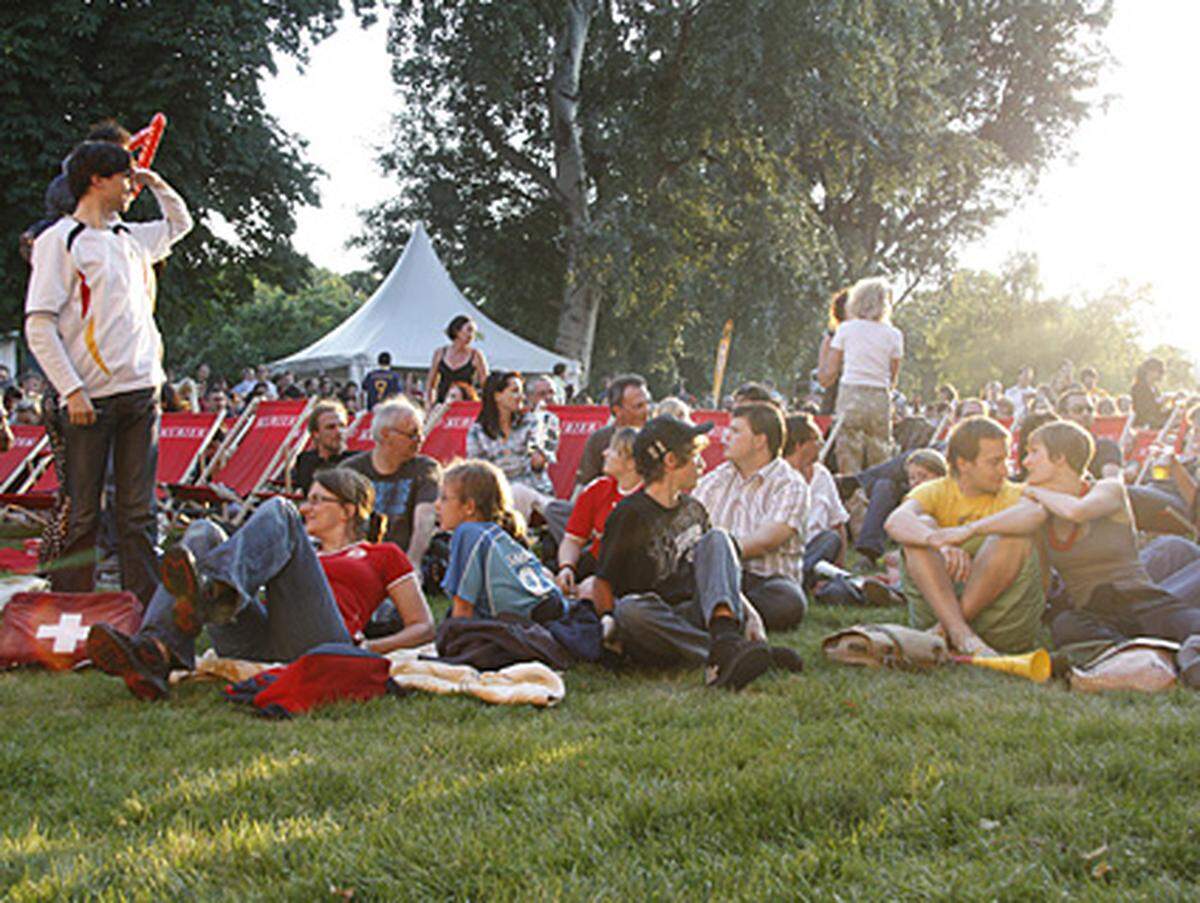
(694, 403, 809, 630)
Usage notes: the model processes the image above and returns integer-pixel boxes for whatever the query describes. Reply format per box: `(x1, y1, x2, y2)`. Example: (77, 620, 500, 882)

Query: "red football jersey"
(565, 476, 642, 558)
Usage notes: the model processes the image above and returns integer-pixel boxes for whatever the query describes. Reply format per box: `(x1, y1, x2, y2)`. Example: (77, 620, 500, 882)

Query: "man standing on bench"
(885, 416, 1043, 655)
(24, 141, 192, 606)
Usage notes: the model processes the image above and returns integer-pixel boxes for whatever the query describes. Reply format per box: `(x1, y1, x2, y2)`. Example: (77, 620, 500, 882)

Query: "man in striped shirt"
(694, 403, 808, 630)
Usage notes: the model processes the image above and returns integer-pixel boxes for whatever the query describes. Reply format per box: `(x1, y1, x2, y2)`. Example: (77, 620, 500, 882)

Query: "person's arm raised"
(130, 169, 193, 255)
(1023, 480, 1124, 524)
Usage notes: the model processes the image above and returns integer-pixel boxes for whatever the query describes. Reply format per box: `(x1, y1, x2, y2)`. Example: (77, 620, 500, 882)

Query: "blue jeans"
(54, 387, 159, 606)
(1141, 535, 1200, 607)
(139, 497, 351, 667)
(853, 453, 909, 557)
(803, 529, 844, 588)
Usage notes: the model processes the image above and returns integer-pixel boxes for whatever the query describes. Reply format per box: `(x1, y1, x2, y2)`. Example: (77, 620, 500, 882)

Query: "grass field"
(2, 601, 1198, 901)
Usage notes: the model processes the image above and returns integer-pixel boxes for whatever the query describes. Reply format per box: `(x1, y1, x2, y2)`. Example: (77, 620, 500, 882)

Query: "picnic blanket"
(175, 644, 564, 707)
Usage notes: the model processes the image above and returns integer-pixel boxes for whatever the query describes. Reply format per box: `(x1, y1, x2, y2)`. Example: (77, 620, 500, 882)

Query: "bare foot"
(951, 630, 996, 658)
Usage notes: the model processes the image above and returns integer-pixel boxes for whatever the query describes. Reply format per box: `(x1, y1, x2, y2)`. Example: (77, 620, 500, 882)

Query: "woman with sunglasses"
(85, 468, 435, 701)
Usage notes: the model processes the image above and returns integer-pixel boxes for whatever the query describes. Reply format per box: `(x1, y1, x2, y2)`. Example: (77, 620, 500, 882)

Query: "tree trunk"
(550, 0, 600, 383)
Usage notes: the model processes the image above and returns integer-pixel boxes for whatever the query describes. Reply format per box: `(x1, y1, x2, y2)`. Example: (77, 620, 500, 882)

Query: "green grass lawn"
(2, 602, 1198, 901)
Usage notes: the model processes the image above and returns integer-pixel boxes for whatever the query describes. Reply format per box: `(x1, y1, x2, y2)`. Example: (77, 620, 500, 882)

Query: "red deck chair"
(169, 398, 314, 523)
(419, 401, 481, 461)
(692, 410, 730, 474)
(346, 411, 374, 452)
(0, 426, 55, 515)
(0, 426, 48, 493)
(5, 413, 226, 515)
(157, 412, 223, 497)
(0, 436, 60, 512)
(546, 404, 608, 498)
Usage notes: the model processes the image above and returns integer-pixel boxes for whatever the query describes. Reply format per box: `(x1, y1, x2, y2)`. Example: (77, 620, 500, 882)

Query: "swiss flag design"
(0, 592, 143, 671)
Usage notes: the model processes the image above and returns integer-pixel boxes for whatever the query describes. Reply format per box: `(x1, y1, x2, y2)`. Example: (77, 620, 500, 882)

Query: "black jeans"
(52, 387, 159, 606)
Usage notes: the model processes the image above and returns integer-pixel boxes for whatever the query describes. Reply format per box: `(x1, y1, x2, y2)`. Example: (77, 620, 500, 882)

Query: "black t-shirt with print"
(597, 489, 710, 603)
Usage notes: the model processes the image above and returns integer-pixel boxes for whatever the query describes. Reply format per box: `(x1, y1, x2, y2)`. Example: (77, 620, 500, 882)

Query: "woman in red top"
(555, 426, 641, 600)
(304, 469, 435, 652)
(87, 469, 435, 700)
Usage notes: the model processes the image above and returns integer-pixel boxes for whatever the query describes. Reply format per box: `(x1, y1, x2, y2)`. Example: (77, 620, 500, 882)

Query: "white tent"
(272, 222, 573, 383)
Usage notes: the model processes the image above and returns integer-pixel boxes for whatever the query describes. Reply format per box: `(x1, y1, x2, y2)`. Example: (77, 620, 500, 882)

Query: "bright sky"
(264, 0, 1200, 358)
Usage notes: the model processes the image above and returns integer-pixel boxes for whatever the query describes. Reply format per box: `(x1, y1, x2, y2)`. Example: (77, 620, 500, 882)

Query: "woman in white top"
(818, 277, 904, 474)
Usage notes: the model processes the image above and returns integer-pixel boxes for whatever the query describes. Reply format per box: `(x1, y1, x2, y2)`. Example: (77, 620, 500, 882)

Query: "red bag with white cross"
(0, 592, 143, 671)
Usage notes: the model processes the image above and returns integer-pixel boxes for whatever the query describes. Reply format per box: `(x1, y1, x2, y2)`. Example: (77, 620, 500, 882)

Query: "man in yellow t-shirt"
(885, 417, 1043, 655)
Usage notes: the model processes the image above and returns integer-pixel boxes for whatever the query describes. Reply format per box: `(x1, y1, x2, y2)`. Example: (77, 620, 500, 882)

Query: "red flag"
(0, 592, 142, 671)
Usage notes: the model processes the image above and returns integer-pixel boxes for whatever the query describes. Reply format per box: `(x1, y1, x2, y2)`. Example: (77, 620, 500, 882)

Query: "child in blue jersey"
(437, 460, 566, 622)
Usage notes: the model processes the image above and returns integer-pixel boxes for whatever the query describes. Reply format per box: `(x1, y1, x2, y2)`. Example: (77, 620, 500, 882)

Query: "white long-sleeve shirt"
(24, 182, 192, 401)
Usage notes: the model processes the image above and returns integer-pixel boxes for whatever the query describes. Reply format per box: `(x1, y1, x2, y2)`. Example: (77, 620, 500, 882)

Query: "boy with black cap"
(593, 415, 794, 689)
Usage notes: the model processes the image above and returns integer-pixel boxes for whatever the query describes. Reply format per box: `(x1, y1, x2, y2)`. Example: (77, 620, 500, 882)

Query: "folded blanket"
(386, 652, 564, 707)
(172, 644, 564, 707)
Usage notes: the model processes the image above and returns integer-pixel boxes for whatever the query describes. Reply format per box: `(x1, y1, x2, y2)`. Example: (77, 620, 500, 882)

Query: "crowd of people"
(15, 121, 1200, 704)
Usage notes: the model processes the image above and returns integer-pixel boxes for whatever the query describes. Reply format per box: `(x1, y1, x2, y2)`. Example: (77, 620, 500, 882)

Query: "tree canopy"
(0, 0, 373, 334)
(894, 255, 1150, 401)
(362, 0, 1113, 392)
(170, 269, 365, 380)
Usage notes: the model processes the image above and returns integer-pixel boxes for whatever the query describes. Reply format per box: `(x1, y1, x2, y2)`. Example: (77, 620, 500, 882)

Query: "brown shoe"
(86, 623, 171, 701)
(161, 545, 239, 633)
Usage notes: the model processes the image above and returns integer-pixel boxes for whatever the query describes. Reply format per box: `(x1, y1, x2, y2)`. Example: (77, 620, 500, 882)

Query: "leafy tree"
(0, 0, 374, 333)
(1145, 344, 1198, 395)
(171, 269, 365, 380)
(363, 0, 1112, 389)
(894, 255, 1149, 401)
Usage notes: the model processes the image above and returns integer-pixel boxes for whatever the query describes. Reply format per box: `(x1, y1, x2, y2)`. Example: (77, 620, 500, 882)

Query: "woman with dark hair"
(1130, 357, 1169, 429)
(816, 287, 849, 416)
(425, 315, 489, 404)
(85, 468, 435, 701)
(466, 371, 558, 518)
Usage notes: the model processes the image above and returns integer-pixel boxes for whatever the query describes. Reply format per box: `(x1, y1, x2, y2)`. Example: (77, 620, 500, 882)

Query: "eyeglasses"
(385, 427, 422, 441)
(304, 492, 341, 505)
(1068, 405, 1094, 415)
